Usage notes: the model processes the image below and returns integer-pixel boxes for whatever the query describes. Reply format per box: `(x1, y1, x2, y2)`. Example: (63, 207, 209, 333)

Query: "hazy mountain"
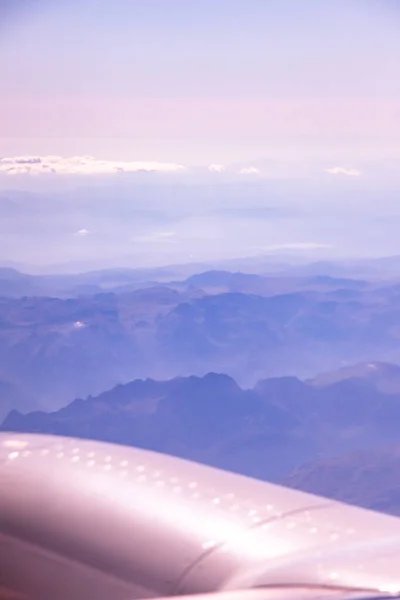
(285, 447, 400, 517)
(0, 268, 41, 297)
(279, 257, 400, 279)
(154, 288, 400, 384)
(183, 270, 265, 292)
(0, 265, 196, 297)
(170, 271, 373, 297)
(2, 372, 311, 481)
(309, 361, 400, 394)
(3, 271, 400, 406)
(4, 367, 400, 487)
(0, 263, 376, 298)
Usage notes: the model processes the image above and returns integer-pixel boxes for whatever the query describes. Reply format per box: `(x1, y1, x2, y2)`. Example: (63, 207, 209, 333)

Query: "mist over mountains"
(3, 261, 400, 411)
(2, 173, 400, 270)
(2, 256, 400, 516)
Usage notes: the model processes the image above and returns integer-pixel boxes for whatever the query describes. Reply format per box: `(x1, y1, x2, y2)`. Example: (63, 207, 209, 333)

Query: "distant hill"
(175, 270, 372, 297)
(285, 446, 400, 517)
(2, 373, 311, 481)
(3, 278, 400, 406)
(304, 275, 369, 289)
(4, 367, 400, 488)
(0, 263, 377, 298)
(0, 268, 40, 297)
(183, 270, 265, 293)
(309, 361, 400, 394)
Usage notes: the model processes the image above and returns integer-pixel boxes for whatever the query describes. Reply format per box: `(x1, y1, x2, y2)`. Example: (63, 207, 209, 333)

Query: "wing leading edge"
(1, 433, 400, 600)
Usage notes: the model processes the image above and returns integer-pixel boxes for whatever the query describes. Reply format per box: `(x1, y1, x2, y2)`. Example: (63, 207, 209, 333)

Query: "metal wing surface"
(1, 433, 400, 600)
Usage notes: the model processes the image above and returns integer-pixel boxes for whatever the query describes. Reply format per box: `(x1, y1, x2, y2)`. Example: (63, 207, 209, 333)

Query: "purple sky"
(0, 1, 400, 268)
(1, 0, 399, 164)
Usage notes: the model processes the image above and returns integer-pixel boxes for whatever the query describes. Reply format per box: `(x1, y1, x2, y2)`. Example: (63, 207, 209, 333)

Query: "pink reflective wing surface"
(1, 433, 400, 600)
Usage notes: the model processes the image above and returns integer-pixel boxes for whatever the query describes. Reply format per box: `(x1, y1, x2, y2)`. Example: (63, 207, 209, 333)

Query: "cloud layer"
(0, 155, 186, 176)
(0, 155, 368, 182)
(0, 155, 264, 177)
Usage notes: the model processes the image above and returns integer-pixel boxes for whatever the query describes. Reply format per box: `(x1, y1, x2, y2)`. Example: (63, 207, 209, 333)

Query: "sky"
(0, 0, 400, 269)
(1, 0, 400, 163)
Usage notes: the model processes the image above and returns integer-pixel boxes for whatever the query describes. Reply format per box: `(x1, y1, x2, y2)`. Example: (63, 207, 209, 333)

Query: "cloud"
(0, 155, 186, 176)
(208, 164, 225, 173)
(325, 166, 361, 177)
(74, 228, 90, 237)
(239, 166, 260, 175)
(0, 156, 364, 181)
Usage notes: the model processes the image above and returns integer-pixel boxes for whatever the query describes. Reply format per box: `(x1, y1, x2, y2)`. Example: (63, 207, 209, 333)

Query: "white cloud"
(0, 155, 186, 176)
(74, 228, 90, 237)
(239, 166, 260, 175)
(325, 166, 361, 177)
(208, 164, 225, 173)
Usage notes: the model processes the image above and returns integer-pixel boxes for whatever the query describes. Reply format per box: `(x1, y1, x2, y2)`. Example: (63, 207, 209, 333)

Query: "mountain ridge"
(4, 363, 400, 494)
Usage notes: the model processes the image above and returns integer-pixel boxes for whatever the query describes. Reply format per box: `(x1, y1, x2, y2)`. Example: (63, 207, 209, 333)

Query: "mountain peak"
(310, 361, 400, 394)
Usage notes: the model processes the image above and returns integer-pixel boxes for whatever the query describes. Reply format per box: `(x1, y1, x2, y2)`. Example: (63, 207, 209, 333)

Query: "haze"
(0, 0, 400, 269)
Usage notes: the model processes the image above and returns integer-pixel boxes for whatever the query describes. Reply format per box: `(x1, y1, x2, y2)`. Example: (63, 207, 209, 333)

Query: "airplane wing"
(1, 432, 400, 600)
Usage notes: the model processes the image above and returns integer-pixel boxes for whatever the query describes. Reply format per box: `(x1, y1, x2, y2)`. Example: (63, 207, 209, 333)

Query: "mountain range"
(4, 361, 400, 516)
(2, 265, 400, 408)
(285, 446, 400, 517)
(2, 261, 400, 517)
